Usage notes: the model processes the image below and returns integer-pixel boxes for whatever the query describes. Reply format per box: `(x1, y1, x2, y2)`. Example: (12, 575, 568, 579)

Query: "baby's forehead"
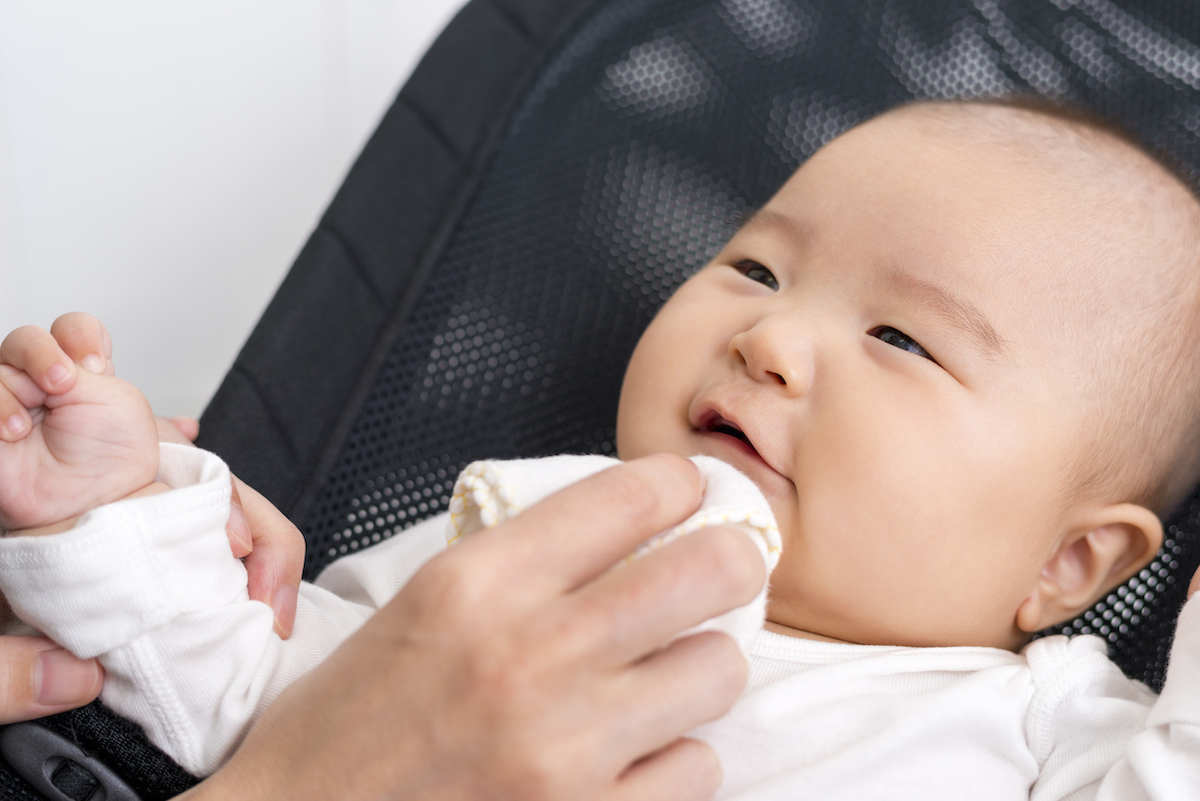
(815, 102, 1200, 306)
(884, 101, 1200, 238)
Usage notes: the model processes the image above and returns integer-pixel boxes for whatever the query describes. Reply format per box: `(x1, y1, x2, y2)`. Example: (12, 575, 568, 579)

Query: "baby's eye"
(733, 260, 779, 291)
(869, 326, 935, 362)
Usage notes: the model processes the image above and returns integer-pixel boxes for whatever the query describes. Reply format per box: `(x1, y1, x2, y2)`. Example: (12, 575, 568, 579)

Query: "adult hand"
(185, 454, 764, 801)
(157, 416, 303, 638)
(0, 633, 103, 725)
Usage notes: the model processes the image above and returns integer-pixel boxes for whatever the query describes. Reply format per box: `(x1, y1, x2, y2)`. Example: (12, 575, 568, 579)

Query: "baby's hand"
(0, 314, 158, 531)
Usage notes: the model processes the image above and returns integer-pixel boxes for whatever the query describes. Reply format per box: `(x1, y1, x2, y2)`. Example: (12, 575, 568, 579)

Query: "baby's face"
(617, 109, 1154, 649)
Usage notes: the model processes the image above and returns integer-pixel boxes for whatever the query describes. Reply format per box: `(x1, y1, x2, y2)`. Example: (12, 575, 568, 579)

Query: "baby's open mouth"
(696, 407, 790, 488)
(706, 415, 754, 448)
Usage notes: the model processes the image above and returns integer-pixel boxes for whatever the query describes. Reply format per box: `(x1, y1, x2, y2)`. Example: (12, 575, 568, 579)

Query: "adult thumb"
(0, 637, 103, 724)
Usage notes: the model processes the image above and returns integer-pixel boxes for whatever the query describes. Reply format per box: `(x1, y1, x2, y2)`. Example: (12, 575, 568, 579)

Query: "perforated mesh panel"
(304, 0, 1200, 689)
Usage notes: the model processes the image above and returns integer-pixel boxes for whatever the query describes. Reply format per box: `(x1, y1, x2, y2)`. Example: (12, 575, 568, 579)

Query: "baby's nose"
(729, 316, 814, 396)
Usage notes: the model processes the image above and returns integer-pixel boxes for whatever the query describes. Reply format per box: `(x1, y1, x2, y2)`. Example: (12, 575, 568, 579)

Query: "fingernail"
(5, 414, 27, 438)
(36, 650, 100, 706)
(81, 354, 105, 374)
(271, 586, 298, 639)
(46, 363, 68, 386)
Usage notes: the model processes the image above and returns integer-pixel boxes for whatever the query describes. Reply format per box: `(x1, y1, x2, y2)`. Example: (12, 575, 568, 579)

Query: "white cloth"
(2, 444, 1200, 800)
(446, 454, 781, 651)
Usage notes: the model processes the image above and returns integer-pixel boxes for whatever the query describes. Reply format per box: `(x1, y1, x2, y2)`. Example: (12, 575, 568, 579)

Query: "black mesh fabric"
(303, 0, 1200, 693)
(5, 0, 1200, 798)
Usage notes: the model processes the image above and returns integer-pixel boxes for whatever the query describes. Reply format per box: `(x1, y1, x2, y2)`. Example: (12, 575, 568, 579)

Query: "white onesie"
(2, 443, 1200, 800)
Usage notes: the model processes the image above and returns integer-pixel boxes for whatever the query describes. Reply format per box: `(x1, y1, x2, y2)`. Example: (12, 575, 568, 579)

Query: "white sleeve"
(1028, 599, 1200, 801)
(0, 443, 448, 777)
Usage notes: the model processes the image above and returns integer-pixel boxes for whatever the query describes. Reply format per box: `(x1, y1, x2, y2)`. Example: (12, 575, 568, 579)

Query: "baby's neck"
(763, 620, 852, 644)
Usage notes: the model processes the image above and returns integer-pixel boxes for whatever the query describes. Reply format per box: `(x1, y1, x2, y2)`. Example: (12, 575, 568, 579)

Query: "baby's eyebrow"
(733, 207, 811, 251)
(881, 268, 1009, 362)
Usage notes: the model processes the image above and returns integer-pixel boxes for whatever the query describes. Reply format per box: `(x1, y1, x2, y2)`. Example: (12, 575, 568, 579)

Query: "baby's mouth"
(696, 407, 791, 490)
(705, 414, 755, 450)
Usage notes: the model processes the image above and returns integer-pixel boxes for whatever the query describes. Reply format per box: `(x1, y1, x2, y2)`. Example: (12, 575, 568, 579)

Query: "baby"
(3, 97, 1200, 799)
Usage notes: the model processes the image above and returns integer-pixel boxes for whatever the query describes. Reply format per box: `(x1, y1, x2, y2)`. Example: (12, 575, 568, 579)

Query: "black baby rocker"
(2, 0, 1199, 798)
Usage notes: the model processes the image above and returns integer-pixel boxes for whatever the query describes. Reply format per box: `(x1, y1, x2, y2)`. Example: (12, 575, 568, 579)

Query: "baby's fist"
(0, 315, 158, 531)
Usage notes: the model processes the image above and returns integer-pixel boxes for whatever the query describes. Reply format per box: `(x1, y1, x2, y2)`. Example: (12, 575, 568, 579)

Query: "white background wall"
(0, 0, 468, 417)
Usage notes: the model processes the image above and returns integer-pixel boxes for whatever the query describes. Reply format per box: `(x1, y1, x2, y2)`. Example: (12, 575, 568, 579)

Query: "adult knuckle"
(557, 593, 615, 653)
(407, 555, 484, 627)
(494, 736, 589, 801)
(505, 749, 561, 800)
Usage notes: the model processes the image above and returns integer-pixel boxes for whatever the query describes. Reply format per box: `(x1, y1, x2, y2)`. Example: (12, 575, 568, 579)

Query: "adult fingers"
(571, 525, 764, 666)
(156, 416, 197, 446)
(1189, 566, 1200, 600)
(0, 326, 76, 395)
(49, 313, 112, 376)
(0, 637, 103, 724)
(150, 416, 299, 634)
(605, 631, 747, 763)
(611, 738, 722, 801)
(466, 453, 706, 600)
(227, 480, 252, 560)
(235, 478, 304, 639)
(151, 417, 296, 634)
(167, 416, 199, 441)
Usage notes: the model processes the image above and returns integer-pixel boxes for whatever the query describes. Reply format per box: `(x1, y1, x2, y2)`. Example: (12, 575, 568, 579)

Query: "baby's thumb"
(0, 637, 103, 724)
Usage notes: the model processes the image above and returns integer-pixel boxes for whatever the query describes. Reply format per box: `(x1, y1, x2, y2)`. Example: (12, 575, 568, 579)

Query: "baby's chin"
(763, 619, 853, 644)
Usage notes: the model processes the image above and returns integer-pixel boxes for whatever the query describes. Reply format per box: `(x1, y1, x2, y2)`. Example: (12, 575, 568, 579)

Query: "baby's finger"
(0, 373, 36, 442)
(0, 326, 76, 395)
(50, 313, 112, 375)
(0, 364, 48, 410)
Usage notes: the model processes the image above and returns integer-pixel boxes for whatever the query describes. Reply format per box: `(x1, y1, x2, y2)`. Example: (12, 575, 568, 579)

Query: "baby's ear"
(1016, 504, 1163, 633)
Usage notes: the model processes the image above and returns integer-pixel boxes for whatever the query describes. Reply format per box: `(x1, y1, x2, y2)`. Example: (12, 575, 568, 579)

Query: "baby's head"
(615, 98, 1200, 651)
